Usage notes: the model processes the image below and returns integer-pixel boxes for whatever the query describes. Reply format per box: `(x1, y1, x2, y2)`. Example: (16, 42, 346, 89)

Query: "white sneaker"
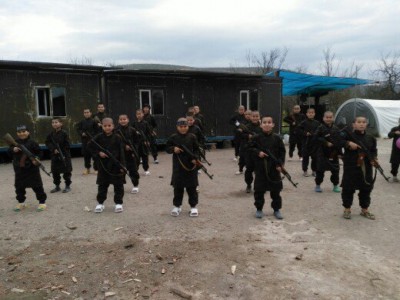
(171, 206, 181, 216)
(189, 207, 199, 217)
(144, 171, 150, 176)
(154, 159, 159, 164)
(196, 186, 200, 192)
(233, 157, 238, 161)
(115, 204, 123, 213)
(95, 204, 104, 213)
(131, 187, 139, 194)
(198, 170, 202, 174)
(392, 176, 399, 183)
(235, 171, 243, 175)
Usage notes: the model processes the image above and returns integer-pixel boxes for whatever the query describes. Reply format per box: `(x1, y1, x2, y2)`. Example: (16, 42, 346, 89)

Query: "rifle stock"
(3, 133, 51, 177)
(49, 134, 67, 167)
(178, 144, 214, 180)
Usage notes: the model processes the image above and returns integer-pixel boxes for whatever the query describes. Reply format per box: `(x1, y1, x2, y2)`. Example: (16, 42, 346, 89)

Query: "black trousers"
(302, 147, 316, 172)
(150, 136, 158, 159)
(391, 162, 399, 176)
(53, 172, 72, 186)
(288, 135, 302, 158)
(173, 186, 198, 208)
(233, 136, 241, 157)
(139, 148, 149, 171)
(342, 188, 371, 209)
(244, 153, 255, 186)
(126, 160, 139, 186)
(82, 142, 97, 170)
(254, 190, 282, 211)
(97, 183, 124, 204)
(315, 161, 340, 186)
(16, 186, 47, 204)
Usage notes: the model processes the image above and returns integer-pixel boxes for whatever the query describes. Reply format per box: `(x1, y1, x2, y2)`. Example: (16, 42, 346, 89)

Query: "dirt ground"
(0, 139, 400, 300)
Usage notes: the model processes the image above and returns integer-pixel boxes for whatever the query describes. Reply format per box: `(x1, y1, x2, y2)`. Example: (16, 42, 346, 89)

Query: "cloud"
(0, 0, 399, 78)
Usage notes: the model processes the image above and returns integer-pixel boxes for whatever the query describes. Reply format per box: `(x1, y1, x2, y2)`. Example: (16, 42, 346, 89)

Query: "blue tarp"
(266, 70, 372, 97)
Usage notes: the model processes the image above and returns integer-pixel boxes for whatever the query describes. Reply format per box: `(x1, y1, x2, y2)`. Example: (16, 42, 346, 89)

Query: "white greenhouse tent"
(335, 98, 400, 137)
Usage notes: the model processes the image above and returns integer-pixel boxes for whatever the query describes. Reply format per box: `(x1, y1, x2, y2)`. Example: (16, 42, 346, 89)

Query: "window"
(36, 87, 66, 117)
(240, 90, 249, 109)
(139, 89, 165, 115)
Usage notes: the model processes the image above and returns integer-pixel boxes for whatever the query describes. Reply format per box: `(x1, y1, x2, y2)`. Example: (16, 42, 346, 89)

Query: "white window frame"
(240, 90, 250, 109)
(139, 89, 152, 110)
(139, 88, 165, 116)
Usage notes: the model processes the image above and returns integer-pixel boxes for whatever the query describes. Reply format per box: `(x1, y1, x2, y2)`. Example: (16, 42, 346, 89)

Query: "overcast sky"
(1, 0, 399, 79)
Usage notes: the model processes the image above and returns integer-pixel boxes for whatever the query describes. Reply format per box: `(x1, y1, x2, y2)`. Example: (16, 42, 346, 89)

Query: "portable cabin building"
(102, 69, 282, 142)
(0, 60, 104, 151)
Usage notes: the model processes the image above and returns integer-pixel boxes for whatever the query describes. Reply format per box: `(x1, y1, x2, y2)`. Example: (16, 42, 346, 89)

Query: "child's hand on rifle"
(32, 158, 40, 166)
(125, 145, 132, 151)
(174, 147, 183, 154)
(99, 151, 109, 158)
(276, 166, 283, 172)
(258, 151, 268, 158)
(54, 149, 59, 154)
(371, 159, 379, 167)
(13, 147, 21, 153)
(347, 141, 360, 150)
(192, 159, 197, 165)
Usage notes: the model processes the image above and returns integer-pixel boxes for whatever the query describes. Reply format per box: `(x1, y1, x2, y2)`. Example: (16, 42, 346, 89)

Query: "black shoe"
(246, 185, 251, 193)
(50, 186, 61, 193)
(62, 186, 71, 193)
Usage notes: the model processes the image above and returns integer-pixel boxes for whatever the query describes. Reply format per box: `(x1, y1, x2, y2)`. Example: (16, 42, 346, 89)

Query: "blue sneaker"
(273, 210, 283, 220)
(255, 210, 263, 219)
(315, 185, 322, 193)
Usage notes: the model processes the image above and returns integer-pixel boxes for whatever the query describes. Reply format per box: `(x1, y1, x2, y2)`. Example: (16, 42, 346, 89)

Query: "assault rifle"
(85, 132, 134, 182)
(3, 133, 51, 176)
(198, 145, 211, 166)
(178, 143, 214, 180)
(342, 127, 390, 182)
(117, 129, 140, 162)
(259, 145, 298, 188)
(49, 134, 67, 167)
(136, 129, 152, 154)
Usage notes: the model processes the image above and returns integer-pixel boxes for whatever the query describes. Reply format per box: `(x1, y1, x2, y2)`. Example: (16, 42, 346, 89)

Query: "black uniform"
(89, 133, 126, 205)
(283, 112, 306, 158)
(166, 132, 200, 208)
(340, 130, 377, 209)
(76, 117, 98, 170)
(250, 132, 286, 211)
(194, 113, 206, 132)
(314, 122, 343, 186)
(45, 129, 73, 188)
(388, 125, 400, 177)
(8, 137, 47, 204)
(242, 122, 263, 188)
(115, 125, 140, 187)
(132, 119, 152, 172)
(297, 118, 320, 172)
(229, 113, 246, 157)
(143, 112, 158, 161)
(94, 112, 108, 133)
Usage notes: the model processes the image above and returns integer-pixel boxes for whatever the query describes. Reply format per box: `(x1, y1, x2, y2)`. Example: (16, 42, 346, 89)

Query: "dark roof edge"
(0, 60, 116, 72)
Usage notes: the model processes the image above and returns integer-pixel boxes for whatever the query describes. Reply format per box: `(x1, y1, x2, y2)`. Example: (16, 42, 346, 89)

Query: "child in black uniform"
(8, 125, 47, 211)
(251, 116, 286, 219)
(76, 108, 98, 175)
(89, 118, 126, 213)
(388, 118, 400, 182)
(45, 117, 73, 193)
(340, 116, 377, 220)
(116, 114, 141, 193)
(313, 111, 342, 193)
(297, 108, 320, 177)
(133, 109, 152, 176)
(166, 118, 200, 217)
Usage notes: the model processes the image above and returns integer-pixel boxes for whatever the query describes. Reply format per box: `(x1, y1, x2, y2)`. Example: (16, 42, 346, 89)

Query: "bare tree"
(68, 55, 93, 66)
(374, 51, 400, 98)
(341, 60, 363, 78)
(319, 47, 341, 76)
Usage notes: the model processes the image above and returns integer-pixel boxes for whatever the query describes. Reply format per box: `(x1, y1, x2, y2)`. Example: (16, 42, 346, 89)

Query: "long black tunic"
(388, 125, 400, 164)
(283, 112, 306, 135)
(166, 133, 200, 188)
(340, 130, 377, 190)
(8, 137, 43, 189)
(76, 117, 98, 142)
(240, 122, 263, 155)
(132, 120, 152, 154)
(314, 122, 343, 172)
(89, 133, 126, 185)
(45, 129, 73, 174)
(115, 125, 140, 163)
(250, 132, 286, 192)
(297, 118, 321, 152)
